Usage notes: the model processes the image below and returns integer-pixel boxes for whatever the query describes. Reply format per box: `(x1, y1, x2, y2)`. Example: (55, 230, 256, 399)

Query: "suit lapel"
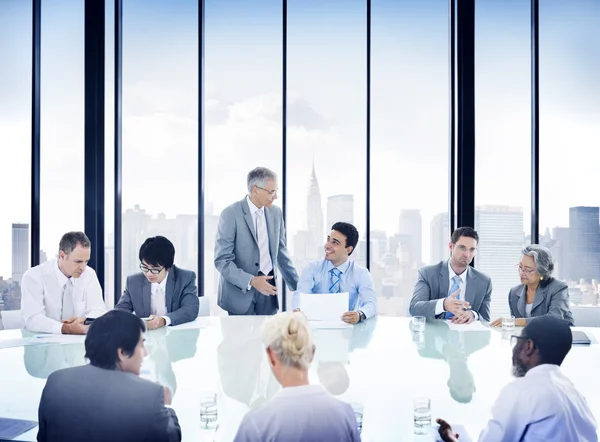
(264, 207, 277, 264)
(241, 198, 258, 245)
(142, 279, 151, 316)
(439, 262, 450, 300)
(531, 284, 547, 312)
(516, 285, 527, 317)
(464, 268, 477, 305)
(166, 267, 176, 313)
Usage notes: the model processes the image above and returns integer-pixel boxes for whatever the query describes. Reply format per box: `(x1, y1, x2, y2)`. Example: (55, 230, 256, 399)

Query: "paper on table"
(34, 334, 86, 344)
(308, 320, 353, 330)
(430, 424, 472, 442)
(299, 292, 349, 322)
(446, 320, 490, 332)
(170, 319, 202, 330)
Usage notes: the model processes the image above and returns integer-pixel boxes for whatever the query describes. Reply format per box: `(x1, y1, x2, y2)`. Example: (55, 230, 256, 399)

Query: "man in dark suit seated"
(115, 236, 199, 329)
(37, 310, 181, 442)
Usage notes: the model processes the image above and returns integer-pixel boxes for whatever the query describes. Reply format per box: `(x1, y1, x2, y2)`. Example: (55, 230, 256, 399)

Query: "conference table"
(0, 316, 599, 441)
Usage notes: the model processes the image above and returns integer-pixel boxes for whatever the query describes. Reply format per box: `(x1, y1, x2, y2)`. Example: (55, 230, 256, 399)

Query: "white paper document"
(308, 321, 353, 330)
(446, 320, 490, 332)
(299, 292, 349, 322)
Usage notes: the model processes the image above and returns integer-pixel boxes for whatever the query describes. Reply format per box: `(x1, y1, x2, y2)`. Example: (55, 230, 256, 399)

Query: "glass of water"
(502, 316, 515, 331)
(350, 403, 363, 434)
(412, 316, 426, 332)
(199, 392, 218, 429)
(413, 397, 431, 435)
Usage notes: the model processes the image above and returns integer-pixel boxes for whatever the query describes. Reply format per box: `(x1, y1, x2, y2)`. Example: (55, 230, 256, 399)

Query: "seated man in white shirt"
(21, 231, 107, 335)
(437, 315, 598, 442)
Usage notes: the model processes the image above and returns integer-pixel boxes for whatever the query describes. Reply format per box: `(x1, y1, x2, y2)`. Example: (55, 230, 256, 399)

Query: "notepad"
(299, 292, 349, 322)
(0, 417, 38, 439)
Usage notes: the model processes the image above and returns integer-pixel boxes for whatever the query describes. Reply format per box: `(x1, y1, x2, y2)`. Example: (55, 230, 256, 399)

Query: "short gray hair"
(262, 312, 313, 370)
(521, 244, 554, 279)
(59, 231, 91, 254)
(247, 167, 277, 193)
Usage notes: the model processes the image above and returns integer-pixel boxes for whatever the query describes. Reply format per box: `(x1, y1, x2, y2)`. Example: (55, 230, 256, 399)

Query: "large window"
(539, 0, 600, 307)
(205, 0, 282, 315)
(475, 0, 531, 320)
(286, 0, 367, 310)
(371, 0, 449, 316)
(0, 1, 32, 321)
(121, 0, 198, 300)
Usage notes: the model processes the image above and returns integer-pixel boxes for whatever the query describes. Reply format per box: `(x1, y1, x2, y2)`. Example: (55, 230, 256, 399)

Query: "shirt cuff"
(162, 316, 171, 327)
(435, 298, 446, 316)
(247, 276, 253, 291)
(55, 321, 65, 335)
(471, 310, 479, 321)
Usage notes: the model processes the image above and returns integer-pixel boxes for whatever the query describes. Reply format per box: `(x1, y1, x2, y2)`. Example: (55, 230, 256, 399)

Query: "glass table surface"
(0, 317, 599, 442)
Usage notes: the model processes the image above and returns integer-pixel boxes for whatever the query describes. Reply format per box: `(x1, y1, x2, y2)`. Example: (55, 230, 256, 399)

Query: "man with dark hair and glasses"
(409, 226, 492, 323)
(437, 316, 597, 442)
(37, 310, 181, 442)
(115, 236, 199, 329)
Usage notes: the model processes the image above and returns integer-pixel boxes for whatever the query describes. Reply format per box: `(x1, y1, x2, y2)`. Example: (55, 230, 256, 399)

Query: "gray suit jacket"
(115, 266, 199, 326)
(37, 364, 181, 442)
(508, 279, 574, 325)
(214, 197, 299, 314)
(409, 260, 492, 322)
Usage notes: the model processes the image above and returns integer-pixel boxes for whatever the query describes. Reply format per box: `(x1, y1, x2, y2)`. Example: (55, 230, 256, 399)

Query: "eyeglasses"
(256, 186, 278, 196)
(516, 264, 537, 275)
(140, 264, 164, 275)
(455, 245, 477, 253)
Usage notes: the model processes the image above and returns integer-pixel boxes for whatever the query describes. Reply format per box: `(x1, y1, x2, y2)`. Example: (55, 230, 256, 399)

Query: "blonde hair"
(262, 312, 313, 370)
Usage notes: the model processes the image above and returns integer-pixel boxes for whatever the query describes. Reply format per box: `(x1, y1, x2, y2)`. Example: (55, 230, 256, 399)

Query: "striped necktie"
(445, 275, 462, 319)
(329, 268, 341, 294)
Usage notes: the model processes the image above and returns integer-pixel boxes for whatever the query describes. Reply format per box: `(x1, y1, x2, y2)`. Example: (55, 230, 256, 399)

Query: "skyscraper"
(430, 212, 449, 264)
(398, 209, 422, 267)
(12, 223, 29, 284)
(475, 206, 524, 319)
(327, 195, 354, 229)
(551, 227, 569, 281)
(306, 162, 324, 260)
(568, 207, 600, 282)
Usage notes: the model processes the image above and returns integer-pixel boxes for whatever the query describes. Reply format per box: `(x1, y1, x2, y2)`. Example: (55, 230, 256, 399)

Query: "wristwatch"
(358, 311, 366, 322)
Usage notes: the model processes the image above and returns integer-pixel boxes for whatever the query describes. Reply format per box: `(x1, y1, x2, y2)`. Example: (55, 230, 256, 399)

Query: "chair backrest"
(571, 306, 600, 327)
(1, 310, 22, 330)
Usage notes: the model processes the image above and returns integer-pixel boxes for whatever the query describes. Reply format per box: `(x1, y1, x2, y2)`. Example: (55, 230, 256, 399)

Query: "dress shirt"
(293, 259, 377, 319)
(478, 364, 598, 442)
(525, 303, 533, 318)
(246, 196, 273, 290)
(21, 259, 107, 334)
(151, 272, 171, 326)
(435, 262, 479, 321)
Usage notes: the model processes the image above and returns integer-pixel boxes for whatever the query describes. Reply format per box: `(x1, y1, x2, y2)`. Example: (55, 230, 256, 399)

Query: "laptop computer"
(572, 330, 591, 344)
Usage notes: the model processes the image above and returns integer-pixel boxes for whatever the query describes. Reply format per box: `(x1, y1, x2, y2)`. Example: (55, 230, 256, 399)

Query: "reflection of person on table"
(413, 319, 490, 403)
(37, 310, 181, 442)
(24, 343, 86, 379)
(491, 245, 574, 327)
(233, 312, 361, 442)
(437, 316, 597, 442)
(293, 222, 377, 324)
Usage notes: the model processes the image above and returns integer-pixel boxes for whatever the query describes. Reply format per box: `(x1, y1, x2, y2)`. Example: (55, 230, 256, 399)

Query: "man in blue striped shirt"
(293, 222, 377, 324)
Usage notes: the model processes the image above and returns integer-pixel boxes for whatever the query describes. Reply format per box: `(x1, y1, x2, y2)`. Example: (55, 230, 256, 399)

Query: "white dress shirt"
(21, 259, 107, 334)
(435, 262, 479, 320)
(151, 272, 171, 326)
(478, 364, 598, 442)
(245, 196, 273, 290)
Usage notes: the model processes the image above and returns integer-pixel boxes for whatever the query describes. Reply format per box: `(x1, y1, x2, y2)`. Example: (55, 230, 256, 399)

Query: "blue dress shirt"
(293, 259, 378, 319)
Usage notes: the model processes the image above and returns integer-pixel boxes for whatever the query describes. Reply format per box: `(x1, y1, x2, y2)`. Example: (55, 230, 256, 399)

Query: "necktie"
(154, 285, 166, 317)
(329, 268, 341, 294)
(61, 279, 75, 320)
(256, 210, 273, 275)
(445, 275, 462, 319)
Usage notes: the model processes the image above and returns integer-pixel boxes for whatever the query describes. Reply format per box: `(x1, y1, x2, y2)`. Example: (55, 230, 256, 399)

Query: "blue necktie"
(445, 275, 462, 319)
(329, 268, 341, 294)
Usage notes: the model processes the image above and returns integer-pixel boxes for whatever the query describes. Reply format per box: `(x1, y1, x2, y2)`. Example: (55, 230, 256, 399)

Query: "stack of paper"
(299, 292, 350, 329)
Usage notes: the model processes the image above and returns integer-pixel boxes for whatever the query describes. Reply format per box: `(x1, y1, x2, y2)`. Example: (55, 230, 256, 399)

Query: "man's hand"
(163, 386, 173, 406)
(341, 312, 360, 324)
(451, 310, 475, 324)
(146, 315, 166, 330)
(443, 289, 470, 316)
(61, 317, 88, 335)
(436, 418, 460, 442)
(251, 276, 277, 296)
(490, 317, 503, 327)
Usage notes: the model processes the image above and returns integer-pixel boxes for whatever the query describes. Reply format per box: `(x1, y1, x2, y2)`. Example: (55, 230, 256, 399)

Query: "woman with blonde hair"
(233, 311, 360, 442)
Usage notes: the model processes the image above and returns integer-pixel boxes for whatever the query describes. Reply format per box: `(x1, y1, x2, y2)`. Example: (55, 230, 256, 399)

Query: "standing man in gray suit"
(115, 236, 199, 328)
(215, 167, 299, 315)
(37, 310, 181, 442)
(409, 227, 492, 323)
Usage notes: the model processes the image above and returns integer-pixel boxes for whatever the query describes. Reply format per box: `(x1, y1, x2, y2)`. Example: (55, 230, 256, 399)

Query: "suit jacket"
(115, 266, 199, 326)
(214, 197, 299, 314)
(409, 260, 492, 322)
(37, 364, 181, 442)
(508, 279, 574, 325)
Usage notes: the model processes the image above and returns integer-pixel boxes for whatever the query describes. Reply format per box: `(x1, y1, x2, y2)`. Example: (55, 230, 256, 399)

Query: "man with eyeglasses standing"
(215, 167, 298, 315)
(115, 236, 199, 329)
(409, 227, 492, 323)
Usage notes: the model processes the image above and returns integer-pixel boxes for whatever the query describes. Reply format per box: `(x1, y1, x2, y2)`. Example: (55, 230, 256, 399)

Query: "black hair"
(451, 226, 479, 244)
(330, 222, 359, 256)
(522, 315, 572, 366)
(139, 236, 175, 269)
(84, 310, 146, 370)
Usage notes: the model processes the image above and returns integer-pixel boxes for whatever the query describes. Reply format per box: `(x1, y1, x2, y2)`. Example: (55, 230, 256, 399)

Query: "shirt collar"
(151, 271, 169, 293)
(448, 260, 468, 284)
(54, 259, 72, 288)
(525, 364, 561, 378)
(246, 195, 262, 215)
(326, 258, 351, 274)
(274, 384, 326, 399)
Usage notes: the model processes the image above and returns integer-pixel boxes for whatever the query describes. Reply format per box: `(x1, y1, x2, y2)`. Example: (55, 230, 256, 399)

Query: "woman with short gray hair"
(491, 244, 573, 327)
